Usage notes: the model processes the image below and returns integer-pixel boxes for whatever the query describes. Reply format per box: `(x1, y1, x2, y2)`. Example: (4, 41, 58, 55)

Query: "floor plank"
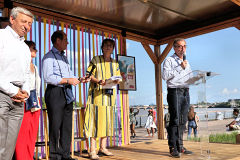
(73, 140, 240, 160)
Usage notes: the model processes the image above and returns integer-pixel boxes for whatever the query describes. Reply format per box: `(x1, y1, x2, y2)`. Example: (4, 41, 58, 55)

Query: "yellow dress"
(84, 55, 121, 138)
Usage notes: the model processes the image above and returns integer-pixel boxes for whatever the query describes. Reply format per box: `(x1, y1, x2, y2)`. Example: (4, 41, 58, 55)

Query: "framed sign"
(118, 55, 136, 91)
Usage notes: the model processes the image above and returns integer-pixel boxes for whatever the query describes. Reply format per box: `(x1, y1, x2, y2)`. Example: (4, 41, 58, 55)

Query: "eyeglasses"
(103, 44, 113, 48)
(174, 45, 187, 49)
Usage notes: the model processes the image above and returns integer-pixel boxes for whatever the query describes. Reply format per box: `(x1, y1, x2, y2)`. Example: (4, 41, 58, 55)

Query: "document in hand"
(102, 76, 122, 89)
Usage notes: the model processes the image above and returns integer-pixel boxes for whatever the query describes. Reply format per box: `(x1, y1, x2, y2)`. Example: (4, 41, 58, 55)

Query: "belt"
(47, 84, 72, 89)
(167, 88, 189, 92)
(11, 82, 22, 88)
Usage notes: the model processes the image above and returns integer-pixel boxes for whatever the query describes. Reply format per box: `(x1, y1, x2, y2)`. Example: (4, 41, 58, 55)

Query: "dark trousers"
(45, 85, 73, 160)
(167, 88, 190, 151)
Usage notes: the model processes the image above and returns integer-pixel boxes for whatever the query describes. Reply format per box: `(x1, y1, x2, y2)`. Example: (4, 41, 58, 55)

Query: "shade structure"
(1, 0, 240, 44)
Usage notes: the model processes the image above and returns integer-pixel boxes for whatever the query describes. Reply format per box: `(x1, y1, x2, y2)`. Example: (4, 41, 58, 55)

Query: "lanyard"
(51, 50, 70, 78)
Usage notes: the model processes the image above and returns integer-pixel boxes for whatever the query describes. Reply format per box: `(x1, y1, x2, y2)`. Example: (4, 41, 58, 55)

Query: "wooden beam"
(141, 43, 158, 64)
(231, 0, 240, 6)
(235, 25, 240, 30)
(158, 16, 240, 45)
(158, 41, 173, 64)
(127, 31, 157, 45)
(234, 21, 240, 30)
(12, 2, 122, 36)
(154, 45, 165, 139)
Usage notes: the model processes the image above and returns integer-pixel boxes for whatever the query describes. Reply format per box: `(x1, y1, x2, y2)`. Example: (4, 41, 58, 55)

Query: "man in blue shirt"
(163, 38, 193, 158)
(42, 30, 84, 160)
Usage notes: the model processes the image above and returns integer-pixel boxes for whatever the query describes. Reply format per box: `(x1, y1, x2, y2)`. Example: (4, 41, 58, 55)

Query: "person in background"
(145, 110, 157, 137)
(187, 106, 199, 139)
(84, 39, 121, 160)
(226, 108, 240, 131)
(0, 7, 33, 160)
(162, 38, 193, 158)
(129, 108, 139, 138)
(14, 40, 41, 160)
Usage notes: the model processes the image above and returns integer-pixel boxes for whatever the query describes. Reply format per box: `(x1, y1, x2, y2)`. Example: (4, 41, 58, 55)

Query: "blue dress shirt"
(42, 47, 75, 87)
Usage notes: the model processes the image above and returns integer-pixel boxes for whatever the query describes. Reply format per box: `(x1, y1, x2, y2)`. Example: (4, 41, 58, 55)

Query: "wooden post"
(2, 8, 9, 17)
(142, 42, 173, 139)
(121, 34, 130, 145)
(154, 45, 165, 139)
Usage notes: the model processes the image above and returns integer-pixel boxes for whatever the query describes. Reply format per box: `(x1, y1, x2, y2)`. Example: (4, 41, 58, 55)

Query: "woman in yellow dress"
(84, 39, 121, 159)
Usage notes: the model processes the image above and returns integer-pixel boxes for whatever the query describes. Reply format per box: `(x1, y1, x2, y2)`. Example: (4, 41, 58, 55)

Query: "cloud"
(221, 88, 239, 95)
(233, 88, 239, 93)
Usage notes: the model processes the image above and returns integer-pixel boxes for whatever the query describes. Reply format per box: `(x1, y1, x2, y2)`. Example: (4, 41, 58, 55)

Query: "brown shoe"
(99, 148, 114, 156)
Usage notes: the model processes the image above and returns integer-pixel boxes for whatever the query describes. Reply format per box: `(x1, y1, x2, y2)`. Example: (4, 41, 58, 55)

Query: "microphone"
(86, 65, 96, 78)
(183, 52, 186, 61)
(78, 65, 96, 81)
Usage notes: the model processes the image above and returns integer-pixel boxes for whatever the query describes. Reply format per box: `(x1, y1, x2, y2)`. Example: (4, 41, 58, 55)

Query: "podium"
(183, 70, 219, 159)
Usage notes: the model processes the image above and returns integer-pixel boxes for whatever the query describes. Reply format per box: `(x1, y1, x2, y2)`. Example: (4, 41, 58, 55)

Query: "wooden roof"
(1, 0, 240, 44)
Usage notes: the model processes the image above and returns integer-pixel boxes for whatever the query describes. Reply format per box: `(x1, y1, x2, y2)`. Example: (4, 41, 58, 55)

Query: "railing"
(135, 109, 234, 127)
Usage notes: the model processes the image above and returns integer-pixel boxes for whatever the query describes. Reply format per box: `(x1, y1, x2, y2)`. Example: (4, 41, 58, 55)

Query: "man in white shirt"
(0, 7, 33, 160)
(163, 38, 193, 158)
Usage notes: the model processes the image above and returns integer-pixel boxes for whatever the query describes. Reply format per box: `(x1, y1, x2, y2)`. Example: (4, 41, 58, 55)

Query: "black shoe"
(62, 157, 77, 160)
(181, 147, 193, 155)
(170, 148, 180, 158)
(133, 133, 136, 138)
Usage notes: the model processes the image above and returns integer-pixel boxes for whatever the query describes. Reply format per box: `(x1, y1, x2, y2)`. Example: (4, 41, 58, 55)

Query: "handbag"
(26, 67, 40, 111)
(26, 89, 39, 110)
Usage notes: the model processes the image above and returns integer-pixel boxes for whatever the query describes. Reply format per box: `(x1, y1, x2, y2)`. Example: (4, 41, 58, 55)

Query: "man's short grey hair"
(10, 7, 34, 20)
(173, 38, 186, 47)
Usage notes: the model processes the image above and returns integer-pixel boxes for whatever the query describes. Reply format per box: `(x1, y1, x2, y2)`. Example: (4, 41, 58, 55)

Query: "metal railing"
(135, 109, 234, 127)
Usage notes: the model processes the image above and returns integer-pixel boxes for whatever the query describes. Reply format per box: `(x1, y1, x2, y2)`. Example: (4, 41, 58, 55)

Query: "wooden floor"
(73, 140, 240, 160)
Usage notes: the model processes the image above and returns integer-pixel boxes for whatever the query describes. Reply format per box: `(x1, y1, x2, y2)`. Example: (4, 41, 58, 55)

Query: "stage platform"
(73, 139, 240, 160)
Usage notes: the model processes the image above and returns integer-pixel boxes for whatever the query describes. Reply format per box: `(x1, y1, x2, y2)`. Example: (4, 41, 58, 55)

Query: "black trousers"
(167, 88, 190, 151)
(45, 85, 73, 160)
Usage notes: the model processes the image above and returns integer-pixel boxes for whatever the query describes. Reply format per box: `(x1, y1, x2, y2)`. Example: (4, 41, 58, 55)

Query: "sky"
(126, 27, 240, 106)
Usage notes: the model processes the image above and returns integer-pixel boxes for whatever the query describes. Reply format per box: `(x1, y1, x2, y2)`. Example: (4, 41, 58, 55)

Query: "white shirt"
(30, 65, 41, 97)
(235, 116, 240, 126)
(162, 53, 192, 88)
(0, 26, 31, 97)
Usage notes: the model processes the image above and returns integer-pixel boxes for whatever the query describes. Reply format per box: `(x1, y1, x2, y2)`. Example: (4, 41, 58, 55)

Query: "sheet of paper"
(102, 76, 122, 89)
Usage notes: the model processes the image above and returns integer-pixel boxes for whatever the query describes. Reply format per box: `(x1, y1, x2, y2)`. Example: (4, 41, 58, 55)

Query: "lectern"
(184, 70, 219, 159)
